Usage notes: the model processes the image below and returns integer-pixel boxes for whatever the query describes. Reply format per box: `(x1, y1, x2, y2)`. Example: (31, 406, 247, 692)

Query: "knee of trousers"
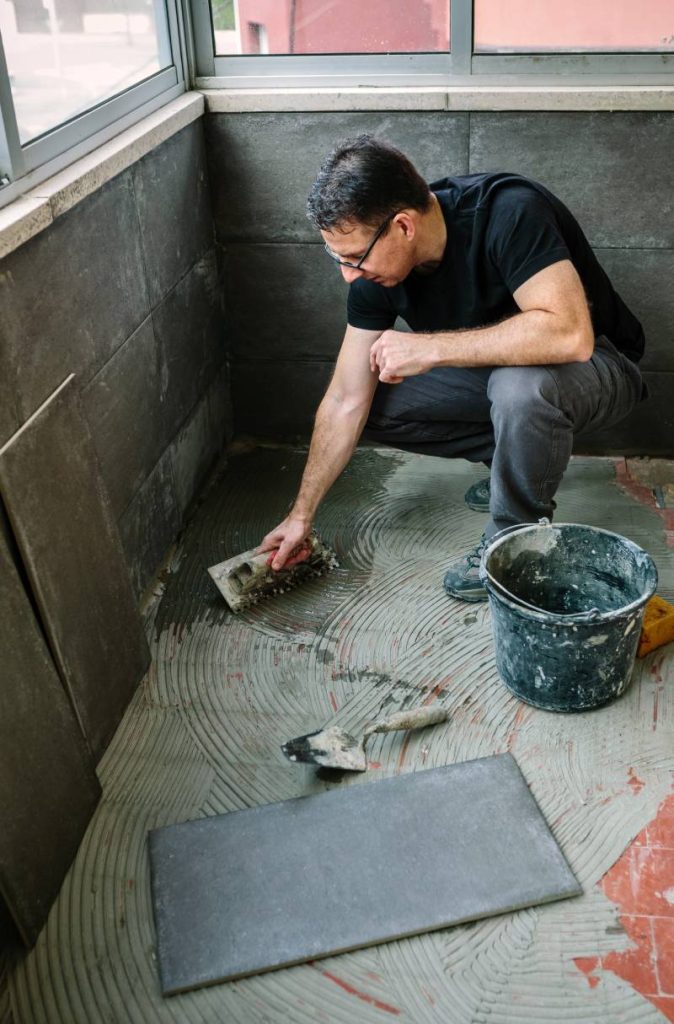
(487, 366, 562, 423)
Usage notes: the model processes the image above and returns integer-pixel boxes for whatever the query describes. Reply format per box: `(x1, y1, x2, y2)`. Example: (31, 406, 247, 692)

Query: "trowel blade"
(281, 725, 367, 772)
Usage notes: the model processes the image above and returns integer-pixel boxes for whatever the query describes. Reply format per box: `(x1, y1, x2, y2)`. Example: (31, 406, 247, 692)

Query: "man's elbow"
(321, 388, 372, 420)
(567, 325, 595, 363)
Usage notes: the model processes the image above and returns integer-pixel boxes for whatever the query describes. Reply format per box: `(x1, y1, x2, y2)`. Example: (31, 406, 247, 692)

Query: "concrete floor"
(2, 447, 674, 1023)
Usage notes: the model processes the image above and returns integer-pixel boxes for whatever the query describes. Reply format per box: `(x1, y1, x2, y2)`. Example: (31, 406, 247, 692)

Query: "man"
(259, 135, 646, 602)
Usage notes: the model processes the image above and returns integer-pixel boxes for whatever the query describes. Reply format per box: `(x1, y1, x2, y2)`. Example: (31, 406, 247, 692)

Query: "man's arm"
(259, 324, 382, 569)
(370, 260, 595, 383)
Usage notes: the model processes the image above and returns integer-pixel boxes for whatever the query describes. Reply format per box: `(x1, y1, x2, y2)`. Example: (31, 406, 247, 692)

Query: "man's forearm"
(370, 307, 595, 384)
(421, 308, 592, 368)
(291, 392, 370, 521)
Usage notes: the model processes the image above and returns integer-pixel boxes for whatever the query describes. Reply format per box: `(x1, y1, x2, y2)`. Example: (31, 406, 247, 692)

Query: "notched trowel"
(282, 706, 450, 771)
(207, 532, 339, 613)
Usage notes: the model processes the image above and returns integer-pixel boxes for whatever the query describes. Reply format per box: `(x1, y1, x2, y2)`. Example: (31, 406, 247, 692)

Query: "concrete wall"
(0, 120, 231, 596)
(206, 110, 674, 456)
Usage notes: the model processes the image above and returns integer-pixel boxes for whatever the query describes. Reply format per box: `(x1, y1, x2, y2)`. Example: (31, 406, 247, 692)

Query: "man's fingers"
(257, 533, 282, 553)
(283, 542, 312, 569)
(270, 539, 310, 571)
(379, 371, 404, 384)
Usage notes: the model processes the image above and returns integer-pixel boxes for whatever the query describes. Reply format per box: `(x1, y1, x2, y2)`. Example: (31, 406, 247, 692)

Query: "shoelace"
(466, 536, 487, 569)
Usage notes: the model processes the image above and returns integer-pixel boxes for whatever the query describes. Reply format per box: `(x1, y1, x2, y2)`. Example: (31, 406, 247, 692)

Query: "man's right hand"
(257, 515, 313, 571)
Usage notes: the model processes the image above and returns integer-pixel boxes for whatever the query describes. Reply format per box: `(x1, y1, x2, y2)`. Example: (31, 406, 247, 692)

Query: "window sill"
(0, 92, 203, 261)
(200, 84, 674, 113)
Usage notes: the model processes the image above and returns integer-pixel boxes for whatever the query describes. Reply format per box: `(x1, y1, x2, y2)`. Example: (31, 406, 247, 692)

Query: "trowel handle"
(363, 706, 449, 739)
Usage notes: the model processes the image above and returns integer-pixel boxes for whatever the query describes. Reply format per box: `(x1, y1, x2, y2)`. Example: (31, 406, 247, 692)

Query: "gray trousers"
(363, 335, 645, 539)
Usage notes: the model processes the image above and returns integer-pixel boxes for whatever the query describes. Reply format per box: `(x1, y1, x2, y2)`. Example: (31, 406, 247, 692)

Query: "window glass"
(212, 0, 450, 56)
(474, 0, 674, 53)
(1, 0, 172, 144)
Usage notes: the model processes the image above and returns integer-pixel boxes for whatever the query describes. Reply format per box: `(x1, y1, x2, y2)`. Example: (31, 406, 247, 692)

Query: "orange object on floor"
(638, 596, 674, 658)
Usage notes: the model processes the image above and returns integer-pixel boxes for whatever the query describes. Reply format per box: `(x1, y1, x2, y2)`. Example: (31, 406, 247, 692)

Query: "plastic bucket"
(479, 521, 658, 712)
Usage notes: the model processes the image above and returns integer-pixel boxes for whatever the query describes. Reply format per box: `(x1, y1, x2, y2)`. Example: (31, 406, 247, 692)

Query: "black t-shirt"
(347, 172, 645, 363)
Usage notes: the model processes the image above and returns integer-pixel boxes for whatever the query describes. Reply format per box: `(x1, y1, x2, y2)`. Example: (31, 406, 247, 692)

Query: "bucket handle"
(480, 519, 603, 622)
(483, 571, 602, 622)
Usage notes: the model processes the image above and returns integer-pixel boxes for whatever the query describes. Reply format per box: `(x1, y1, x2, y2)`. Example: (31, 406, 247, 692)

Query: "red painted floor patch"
(574, 792, 674, 1020)
(614, 459, 674, 548)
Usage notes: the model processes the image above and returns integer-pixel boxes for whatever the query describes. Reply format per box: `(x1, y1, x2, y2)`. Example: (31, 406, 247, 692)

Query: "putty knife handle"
(363, 706, 449, 739)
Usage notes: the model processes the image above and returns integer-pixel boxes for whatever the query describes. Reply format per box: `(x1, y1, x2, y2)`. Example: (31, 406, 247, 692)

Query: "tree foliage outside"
(212, 0, 235, 31)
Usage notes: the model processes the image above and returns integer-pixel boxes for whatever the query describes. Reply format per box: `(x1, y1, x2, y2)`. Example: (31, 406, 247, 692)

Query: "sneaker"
(464, 477, 490, 512)
(443, 535, 489, 602)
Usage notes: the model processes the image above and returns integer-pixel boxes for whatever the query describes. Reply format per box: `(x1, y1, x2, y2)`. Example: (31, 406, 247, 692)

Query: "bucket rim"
(480, 520, 658, 624)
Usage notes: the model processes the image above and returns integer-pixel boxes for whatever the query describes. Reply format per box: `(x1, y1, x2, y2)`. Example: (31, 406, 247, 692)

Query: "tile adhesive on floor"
(149, 753, 580, 994)
(3, 449, 674, 1023)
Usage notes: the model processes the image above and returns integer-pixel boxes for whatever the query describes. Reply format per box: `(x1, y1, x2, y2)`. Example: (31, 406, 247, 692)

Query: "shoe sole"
(464, 500, 489, 512)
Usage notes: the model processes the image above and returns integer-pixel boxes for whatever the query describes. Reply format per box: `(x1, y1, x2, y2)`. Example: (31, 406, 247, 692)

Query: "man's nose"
(341, 265, 364, 284)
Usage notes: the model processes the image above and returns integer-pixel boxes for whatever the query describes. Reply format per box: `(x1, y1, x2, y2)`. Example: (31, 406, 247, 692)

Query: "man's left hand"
(369, 330, 434, 384)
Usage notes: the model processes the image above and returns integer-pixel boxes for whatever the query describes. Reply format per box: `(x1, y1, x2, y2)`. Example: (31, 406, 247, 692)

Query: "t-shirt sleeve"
(347, 278, 397, 331)
(486, 187, 571, 295)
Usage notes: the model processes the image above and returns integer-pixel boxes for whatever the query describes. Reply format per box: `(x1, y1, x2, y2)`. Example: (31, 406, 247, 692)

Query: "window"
(195, 0, 674, 85)
(474, 0, 674, 54)
(0, 0, 185, 207)
(212, 0, 450, 56)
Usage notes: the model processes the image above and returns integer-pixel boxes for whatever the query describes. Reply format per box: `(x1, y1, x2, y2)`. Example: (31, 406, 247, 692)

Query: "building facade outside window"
(209, 0, 673, 58)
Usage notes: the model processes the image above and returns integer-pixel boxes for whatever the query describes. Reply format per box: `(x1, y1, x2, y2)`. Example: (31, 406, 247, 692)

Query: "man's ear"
(394, 210, 416, 240)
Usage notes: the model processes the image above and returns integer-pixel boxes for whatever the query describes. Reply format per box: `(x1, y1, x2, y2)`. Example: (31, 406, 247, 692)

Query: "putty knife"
(282, 705, 450, 771)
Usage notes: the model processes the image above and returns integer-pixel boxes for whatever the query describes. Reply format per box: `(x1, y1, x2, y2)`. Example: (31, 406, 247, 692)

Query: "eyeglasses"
(323, 213, 395, 269)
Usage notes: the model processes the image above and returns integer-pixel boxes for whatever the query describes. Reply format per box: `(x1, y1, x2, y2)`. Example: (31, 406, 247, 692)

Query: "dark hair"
(306, 134, 432, 230)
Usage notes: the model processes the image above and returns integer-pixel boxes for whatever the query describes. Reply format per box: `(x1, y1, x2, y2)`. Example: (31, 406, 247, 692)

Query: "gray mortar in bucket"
(479, 521, 658, 712)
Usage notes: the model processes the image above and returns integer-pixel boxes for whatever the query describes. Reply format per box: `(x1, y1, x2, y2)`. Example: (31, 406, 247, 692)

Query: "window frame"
(192, 0, 674, 86)
(0, 0, 189, 208)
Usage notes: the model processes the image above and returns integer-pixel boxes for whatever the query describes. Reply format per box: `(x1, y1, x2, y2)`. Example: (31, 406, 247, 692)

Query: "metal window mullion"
(0, 31, 25, 182)
(190, 0, 216, 77)
(450, 0, 473, 76)
(175, 0, 197, 87)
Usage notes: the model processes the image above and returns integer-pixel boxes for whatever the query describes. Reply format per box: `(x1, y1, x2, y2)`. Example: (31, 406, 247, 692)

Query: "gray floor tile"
(149, 753, 580, 994)
(0, 375, 150, 762)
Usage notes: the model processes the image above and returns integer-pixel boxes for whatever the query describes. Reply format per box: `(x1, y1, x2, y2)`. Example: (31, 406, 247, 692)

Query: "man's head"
(307, 135, 436, 287)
